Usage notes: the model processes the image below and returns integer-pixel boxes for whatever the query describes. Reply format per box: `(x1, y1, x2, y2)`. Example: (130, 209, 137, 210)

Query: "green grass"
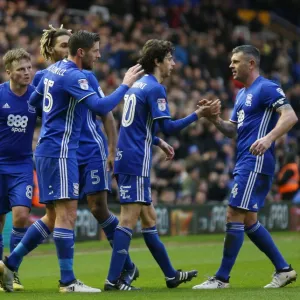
(1, 232, 300, 299)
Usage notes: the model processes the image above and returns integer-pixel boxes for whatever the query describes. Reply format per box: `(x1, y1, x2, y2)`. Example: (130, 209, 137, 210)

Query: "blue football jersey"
(230, 76, 287, 176)
(114, 74, 171, 177)
(34, 59, 96, 159)
(77, 70, 108, 165)
(0, 82, 37, 173)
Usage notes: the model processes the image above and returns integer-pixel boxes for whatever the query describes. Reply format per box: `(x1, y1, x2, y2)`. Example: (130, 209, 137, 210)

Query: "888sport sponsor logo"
(7, 114, 28, 132)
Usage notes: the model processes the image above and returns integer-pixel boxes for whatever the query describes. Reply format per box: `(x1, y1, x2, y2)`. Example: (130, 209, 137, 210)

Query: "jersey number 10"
(122, 94, 136, 127)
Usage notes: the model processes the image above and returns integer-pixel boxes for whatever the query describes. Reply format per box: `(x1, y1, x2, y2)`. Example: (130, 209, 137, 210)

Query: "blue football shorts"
(116, 174, 152, 205)
(0, 172, 33, 214)
(35, 157, 79, 204)
(229, 169, 273, 212)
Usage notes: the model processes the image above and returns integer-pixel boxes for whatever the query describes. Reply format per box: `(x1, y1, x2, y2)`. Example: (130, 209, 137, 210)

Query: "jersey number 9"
(122, 94, 136, 127)
(43, 78, 54, 113)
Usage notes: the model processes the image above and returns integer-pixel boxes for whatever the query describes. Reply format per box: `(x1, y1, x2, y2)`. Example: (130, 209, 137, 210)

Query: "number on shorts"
(26, 185, 33, 199)
(91, 170, 100, 185)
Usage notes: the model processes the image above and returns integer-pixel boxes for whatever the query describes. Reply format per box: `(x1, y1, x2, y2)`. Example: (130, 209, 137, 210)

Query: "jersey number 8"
(43, 78, 54, 113)
(122, 94, 136, 127)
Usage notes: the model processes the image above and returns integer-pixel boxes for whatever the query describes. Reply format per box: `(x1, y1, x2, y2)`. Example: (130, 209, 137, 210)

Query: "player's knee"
(87, 193, 109, 222)
(119, 205, 141, 229)
(140, 205, 156, 228)
(56, 208, 77, 228)
(226, 207, 245, 223)
(140, 213, 156, 228)
(13, 210, 30, 227)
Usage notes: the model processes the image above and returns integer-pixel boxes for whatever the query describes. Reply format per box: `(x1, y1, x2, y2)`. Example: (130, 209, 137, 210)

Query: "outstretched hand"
(157, 139, 175, 161)
(195, 99, 221, 119)
(122, 64, 144, 87)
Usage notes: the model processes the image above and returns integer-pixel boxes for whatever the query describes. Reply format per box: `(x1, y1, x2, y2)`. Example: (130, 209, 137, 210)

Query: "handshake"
(194, 99, 221, 120)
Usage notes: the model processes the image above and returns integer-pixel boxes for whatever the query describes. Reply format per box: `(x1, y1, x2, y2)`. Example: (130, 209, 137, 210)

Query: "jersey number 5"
(43, 78, 54, 113)
(122, 94, 136, 127)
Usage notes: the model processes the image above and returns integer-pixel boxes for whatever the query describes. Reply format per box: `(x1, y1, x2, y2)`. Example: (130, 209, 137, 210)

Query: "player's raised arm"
(82, 65, 143, 115)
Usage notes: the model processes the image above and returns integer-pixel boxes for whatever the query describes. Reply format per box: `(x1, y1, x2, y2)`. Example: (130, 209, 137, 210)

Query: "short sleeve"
(64, 70, 96, 102)
(261, 83, 289, 110)
(147, 85, 171, 120)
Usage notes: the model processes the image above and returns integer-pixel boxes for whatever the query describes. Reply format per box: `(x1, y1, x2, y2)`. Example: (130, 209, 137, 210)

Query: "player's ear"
(6, 69, 11, 76)
(77, 48, 84, 58)
(154, 58, 160, 67)
(48, 47, 54, 55)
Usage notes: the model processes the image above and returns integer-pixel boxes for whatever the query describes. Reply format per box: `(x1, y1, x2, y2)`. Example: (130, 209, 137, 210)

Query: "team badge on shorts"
(157, 98, 166, 111)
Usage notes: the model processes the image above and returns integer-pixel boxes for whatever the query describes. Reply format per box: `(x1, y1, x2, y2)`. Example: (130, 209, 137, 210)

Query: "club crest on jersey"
(157, 98, 166, 111)
(27, 101, 36, 113)
(78, 79, 89, 90)
(245, 94, 253, 106)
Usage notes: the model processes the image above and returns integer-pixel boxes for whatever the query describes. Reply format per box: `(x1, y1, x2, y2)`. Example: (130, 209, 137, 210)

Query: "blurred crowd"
(0, 0, 299, 206)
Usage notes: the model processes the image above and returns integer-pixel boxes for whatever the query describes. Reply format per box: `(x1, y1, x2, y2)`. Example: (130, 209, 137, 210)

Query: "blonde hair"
(40, 24, 72, 61)
(3, 48, 31, 70)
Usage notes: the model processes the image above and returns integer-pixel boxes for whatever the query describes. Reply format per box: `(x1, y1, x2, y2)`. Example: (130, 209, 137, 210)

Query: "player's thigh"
(140, 203, 157, 228)
(229, 169, 272, 212)
(79, 160, 110, 201)
(116, 174, 152, 205)
(7, 172, 33, 211)
(0, 174, 10, 215)
(35, 157, 79, 204)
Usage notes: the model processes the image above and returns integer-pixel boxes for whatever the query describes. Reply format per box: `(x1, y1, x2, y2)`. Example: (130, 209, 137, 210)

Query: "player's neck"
(152, 70, 163, 83)
(67, 56, 82, 70)
(244, 72, 260, 88)
(9, 81, 28, 97)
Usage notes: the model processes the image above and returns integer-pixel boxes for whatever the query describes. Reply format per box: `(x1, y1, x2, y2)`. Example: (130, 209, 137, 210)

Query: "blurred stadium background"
(1, 0, 300, 296)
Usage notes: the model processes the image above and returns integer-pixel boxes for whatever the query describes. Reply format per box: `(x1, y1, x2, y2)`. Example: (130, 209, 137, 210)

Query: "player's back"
(114, 75, 165, 177)
(35, 59, 96, 159)
(0, 82, 36, 173)
(231, 76, 284, 175)
(77, 70, 108, 165)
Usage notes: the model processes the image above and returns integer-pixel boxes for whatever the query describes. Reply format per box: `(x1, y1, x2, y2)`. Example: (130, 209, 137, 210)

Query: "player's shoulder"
(27, 84, 36, 93)
(0, 81, 8, 91)
(258, 76, 280, 89)
(81, 70, 97, 82)
(258, 76, 285, 97)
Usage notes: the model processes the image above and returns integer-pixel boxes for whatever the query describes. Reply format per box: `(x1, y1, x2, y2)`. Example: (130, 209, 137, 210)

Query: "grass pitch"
(1, 232, 299, 299)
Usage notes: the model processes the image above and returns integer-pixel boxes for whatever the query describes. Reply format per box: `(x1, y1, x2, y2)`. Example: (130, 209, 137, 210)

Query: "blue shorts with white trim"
(229, 169, 273, 212)
(116, 174, 151, 205)
(35, 157, 79, 204)
(79, 159, 111, 199)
